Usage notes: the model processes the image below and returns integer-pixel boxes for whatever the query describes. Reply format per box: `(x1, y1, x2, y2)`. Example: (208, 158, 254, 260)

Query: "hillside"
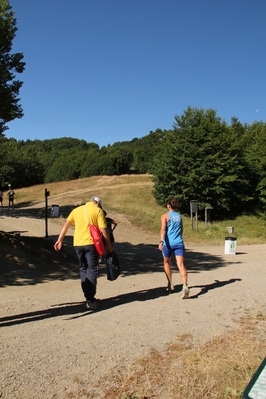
(5, 173, 266, 246)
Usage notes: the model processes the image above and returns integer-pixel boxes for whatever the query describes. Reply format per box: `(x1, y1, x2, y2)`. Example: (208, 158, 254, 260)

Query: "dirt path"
(0, 206, 266, 399)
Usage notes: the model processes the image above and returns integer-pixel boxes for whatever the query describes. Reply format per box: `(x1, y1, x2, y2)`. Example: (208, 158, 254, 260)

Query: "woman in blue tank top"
(158, 197, 189, 299)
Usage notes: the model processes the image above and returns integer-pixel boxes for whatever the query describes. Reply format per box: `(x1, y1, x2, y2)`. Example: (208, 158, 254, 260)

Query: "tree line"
(0, 106, 266, 218)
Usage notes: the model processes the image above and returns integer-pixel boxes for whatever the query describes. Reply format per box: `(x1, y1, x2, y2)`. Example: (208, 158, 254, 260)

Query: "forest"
(0, 107, 265, 218)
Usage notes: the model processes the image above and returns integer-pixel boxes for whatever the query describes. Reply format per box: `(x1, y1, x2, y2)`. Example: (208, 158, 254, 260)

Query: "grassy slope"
(14, 174, 266, 245)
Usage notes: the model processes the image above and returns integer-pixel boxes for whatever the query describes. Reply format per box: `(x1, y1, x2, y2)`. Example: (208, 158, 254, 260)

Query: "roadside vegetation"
(14, 174, 266, 245)
(72, 311, 266, 399)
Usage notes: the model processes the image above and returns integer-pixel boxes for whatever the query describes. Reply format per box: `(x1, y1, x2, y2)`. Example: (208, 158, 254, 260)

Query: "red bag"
(89, 224, 105, 256)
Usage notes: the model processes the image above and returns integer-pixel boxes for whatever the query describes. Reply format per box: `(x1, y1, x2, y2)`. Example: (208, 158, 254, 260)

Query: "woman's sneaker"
(181, 286, 190, 299)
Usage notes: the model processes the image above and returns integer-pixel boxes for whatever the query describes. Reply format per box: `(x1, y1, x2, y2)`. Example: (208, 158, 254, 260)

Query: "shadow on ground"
(0, 227, 242, 287)
(0, 204, 81, 220)
(0, 286, 170, 326)
(0, 232, 78, 287)
(0, 276, 243, 327)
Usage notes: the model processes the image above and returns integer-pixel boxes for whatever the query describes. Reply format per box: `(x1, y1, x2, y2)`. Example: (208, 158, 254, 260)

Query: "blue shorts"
(162, 244, 185, 258)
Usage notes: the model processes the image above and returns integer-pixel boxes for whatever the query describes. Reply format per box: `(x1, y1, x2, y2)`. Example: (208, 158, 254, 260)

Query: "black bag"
(106, 251, 120, 281)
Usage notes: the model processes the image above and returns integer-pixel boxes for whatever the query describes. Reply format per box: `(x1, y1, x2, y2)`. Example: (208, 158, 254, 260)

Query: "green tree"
(80, 147, 102, 177)
(99, 146, 133, 175)
(243, 121, 266, 210)
(0, 136, 18, 186)
(0, 137, 44, 188)
(17, 147, 45, 187)
(152, 107, 250, 217)
(0, 0, 25, 135)
(132, 129, 167, 173)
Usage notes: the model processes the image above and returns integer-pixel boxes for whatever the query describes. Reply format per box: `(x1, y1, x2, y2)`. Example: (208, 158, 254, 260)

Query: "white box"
(224, 237, 237, 255)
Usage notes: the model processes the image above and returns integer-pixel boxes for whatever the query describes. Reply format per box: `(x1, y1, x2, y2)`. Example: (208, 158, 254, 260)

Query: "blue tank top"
(165, 211, 183, 246)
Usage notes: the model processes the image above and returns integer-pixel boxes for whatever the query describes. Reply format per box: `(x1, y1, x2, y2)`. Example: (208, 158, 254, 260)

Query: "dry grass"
(67, 311, 266, 399)
(13, 174, 266, 245)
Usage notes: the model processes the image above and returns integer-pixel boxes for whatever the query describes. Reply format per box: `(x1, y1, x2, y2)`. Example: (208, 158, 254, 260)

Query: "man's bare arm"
(54, 220, 72, 251)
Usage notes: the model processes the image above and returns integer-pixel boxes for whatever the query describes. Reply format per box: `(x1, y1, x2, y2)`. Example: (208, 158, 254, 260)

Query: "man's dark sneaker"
(85, 300, 99, 310)
(166, 282, 175, 293)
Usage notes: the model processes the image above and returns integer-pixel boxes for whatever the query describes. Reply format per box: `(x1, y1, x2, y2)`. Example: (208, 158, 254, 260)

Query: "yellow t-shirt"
(67, 202, 107, 246)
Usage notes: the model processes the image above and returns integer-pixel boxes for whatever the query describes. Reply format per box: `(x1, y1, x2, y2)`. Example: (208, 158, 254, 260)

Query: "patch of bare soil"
(0, 205, 266, 399)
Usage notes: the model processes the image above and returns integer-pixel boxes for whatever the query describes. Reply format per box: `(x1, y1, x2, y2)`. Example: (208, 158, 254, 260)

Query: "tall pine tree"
(0, 0, 25, 136)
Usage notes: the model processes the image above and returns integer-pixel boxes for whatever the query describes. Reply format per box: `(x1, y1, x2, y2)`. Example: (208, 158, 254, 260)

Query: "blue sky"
(7, 0, 266, 147)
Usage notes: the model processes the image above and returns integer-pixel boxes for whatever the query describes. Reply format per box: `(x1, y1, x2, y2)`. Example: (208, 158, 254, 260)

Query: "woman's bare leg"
(176, 255, 189, 298)
(163, 257, 172, 283)
(175, 255, 188, 285)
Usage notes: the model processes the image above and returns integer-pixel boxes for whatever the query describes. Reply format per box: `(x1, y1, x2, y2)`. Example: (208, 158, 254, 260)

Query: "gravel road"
(0, 209, 266, 399)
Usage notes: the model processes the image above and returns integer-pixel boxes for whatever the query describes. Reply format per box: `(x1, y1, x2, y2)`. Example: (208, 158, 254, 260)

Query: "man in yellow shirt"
(54, 197, 113, 310)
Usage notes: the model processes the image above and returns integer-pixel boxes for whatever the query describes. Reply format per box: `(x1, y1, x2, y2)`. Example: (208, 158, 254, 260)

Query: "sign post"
(190, 200, 198, 230)
(205, 206, 213, 227)
(44, 188, 50, 238)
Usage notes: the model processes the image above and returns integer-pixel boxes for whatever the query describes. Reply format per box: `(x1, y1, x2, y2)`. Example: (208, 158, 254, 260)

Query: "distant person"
(7, 186, 15, 209)
(103, 210, 117, 243)
(0, 190, 3, 207)
(158, 197, 189, 299)
(54, 196, 113, 310)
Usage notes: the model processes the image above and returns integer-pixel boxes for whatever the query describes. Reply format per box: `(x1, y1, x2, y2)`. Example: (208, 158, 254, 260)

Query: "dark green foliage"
(16, 148, 45, 187)
(27, 138, 96, 182)
(152, 107, 251, 217)
(0, 137, 44, 188)
(0, 0, 25, 135)
(243, 121, 266, 210)
(44, 150, 84, 183)
(80, 147, 102, 177)
(1, 107, 266, 218)
(131, 129, 167, 173)
(99, 146, 133, 175)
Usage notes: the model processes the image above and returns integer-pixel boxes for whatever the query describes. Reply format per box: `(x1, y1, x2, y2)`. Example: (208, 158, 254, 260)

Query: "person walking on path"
(98, 210, 117, 263)
(54, 196, 113, 310)
(103, 210, 117, 244)
(7, 185, 15, 209)
(158, 197, 189, 299)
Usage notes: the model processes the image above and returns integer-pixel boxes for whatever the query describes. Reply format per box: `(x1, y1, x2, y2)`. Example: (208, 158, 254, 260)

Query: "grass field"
(13, 174, 266, 245)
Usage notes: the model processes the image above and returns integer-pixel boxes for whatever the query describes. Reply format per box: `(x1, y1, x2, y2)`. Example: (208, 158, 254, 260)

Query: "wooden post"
(44, 188, 50, 238)
(205, 206, 213, 227)
(190, 200, 198, 230)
